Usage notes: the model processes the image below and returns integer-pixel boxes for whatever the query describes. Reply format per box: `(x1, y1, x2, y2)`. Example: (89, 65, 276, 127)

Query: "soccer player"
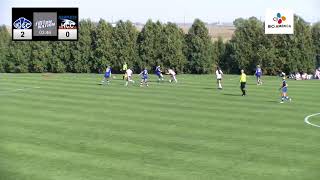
(139, 68, 149, 87)
(255, 65, 262, 85)
(279, 76, 292, 103)
(166, 68, 177, 83)
(155, 65, 164, 82)
(122, 62, 128, 80)
(216, 67, 223, 89)
(240, 69, 247, 96)
(125, 68, 135, 86)
(101, 66, 111, 85)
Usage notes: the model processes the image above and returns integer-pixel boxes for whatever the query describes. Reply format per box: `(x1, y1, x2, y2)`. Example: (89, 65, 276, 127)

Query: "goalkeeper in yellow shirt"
(122, 62, 127, 80)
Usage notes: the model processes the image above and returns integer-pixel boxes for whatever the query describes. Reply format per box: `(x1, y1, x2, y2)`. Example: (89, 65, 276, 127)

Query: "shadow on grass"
(265, 100, 281, 103)
(223, 93, 241, 97)
(202, 87, 215, 90)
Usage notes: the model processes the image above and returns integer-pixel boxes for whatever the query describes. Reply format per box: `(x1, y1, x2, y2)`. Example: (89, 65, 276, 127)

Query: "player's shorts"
(142, 76, 148, 80)
(282, 87, 288, 93)
(256, 73, 261, 78)
(156, 72, 163, 78)
(240, 82, 246, 89)
(217, 78, 222, 81)
(104, 74, 110, 78)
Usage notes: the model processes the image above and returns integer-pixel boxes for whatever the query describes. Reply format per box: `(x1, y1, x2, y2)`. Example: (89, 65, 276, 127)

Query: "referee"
(240, 69, 247, 96)
(122, 62, 127, 80)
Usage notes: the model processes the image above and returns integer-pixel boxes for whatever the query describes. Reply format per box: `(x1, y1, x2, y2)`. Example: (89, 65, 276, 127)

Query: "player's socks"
(285, 96, 291, 101)
(241, 89, 245, 96)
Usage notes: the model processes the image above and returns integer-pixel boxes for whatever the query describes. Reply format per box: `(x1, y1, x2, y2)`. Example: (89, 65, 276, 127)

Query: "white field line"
(304, 113, 320, 128)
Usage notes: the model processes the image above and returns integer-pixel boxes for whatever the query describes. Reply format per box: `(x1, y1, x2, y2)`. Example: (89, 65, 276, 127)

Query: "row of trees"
(223, 16, 319, 75)
(0, 16, 319, 75)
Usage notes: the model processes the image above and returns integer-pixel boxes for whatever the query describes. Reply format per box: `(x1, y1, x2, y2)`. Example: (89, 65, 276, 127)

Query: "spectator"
(315, 68, 320, 79)
(301, 71, 307, 80)
(295, 72, 301, 80)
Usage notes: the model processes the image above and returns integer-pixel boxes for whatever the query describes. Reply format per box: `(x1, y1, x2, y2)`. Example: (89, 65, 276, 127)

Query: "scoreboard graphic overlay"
(12, 8, 78, 41)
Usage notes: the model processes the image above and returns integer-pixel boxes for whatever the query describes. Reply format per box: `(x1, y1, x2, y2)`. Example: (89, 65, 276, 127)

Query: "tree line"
(0, 16, 319, 75)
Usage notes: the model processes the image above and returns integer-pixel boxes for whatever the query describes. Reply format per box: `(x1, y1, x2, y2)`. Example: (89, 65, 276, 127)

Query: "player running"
(240, 69, 247, 96)
(155, 65, 164, 82)
(166, 68, 177, 83)
(139, 68, 149, 87)
(122, 62, 128, 80)
(101, 66, 111, 85)
(216, 67, 223, 89)
(279, 76, 292, 103)
(125, 68, 135, 86)
(255, 65, 262, 85)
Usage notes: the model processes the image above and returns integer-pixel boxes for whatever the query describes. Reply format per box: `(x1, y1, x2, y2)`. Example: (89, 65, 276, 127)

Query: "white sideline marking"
(304, 113, 320, 128)
(0, 87, 41, 96)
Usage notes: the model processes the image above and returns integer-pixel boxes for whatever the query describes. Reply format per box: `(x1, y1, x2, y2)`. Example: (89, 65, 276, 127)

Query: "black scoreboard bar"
(12, 7, 78, 41)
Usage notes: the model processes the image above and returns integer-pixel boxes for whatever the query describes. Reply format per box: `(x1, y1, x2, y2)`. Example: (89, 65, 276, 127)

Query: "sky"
(1, 0, 319, 25)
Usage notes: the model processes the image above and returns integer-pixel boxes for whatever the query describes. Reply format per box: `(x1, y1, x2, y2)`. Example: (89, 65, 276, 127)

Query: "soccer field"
(0, 73, 319, 180)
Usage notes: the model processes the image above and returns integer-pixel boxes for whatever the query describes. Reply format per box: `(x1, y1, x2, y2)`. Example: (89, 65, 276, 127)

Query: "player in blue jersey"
(155, 65, 164, 82)
(101, 66, 112, 85)
(139, 68, 149, 87)
(279, 76, 292, 103)
(255, 65, 262, 85)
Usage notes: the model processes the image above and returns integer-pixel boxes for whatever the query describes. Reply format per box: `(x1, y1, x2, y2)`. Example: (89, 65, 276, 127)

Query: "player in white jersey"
(166, 68, 177, 83)
(125, 68, 135, 86)
(215, 67, 223, 89)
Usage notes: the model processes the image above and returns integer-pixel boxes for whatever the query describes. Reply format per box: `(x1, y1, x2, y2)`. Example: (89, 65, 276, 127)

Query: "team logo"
(58, 16, 77, 29)
(60, 19, 76, 29)
(273, 13, 286, 24)
(13, 17, 32, 29)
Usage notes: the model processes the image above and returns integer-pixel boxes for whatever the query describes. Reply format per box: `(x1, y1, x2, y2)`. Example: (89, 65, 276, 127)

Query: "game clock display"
(12, 8, 78, 41)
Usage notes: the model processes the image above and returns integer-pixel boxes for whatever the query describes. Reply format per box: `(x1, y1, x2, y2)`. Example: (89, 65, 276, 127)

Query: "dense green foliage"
(221, 16, 317, 75)
(1, 74, 320, 180)
(0, 16, 318, 74)
(311, 22, 320, 67)
(185, 19, 213, 73)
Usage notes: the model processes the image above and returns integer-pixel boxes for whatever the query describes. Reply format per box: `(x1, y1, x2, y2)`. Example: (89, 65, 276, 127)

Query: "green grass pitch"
(0, 73, 319, 180)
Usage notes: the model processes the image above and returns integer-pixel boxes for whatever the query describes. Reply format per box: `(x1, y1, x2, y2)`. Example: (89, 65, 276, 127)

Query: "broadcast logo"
(265, 9, 294, 34)
(273, 13, 286, 24)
